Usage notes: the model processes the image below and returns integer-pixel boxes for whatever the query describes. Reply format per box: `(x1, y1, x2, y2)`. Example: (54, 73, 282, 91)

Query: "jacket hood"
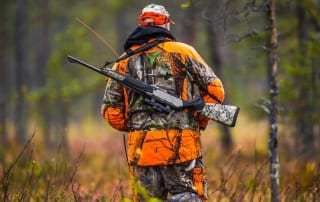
(123, 26, 176, 51)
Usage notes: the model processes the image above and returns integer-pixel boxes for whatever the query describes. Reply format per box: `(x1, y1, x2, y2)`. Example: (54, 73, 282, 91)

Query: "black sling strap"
(103, 37, 168, 67)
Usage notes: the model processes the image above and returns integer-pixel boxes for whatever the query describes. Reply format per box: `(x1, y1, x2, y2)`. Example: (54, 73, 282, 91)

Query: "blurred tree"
(277, 0, 319, 154)
(0, 0, 8, 145)
(114, 1, 136, 52)
(40, 0, 104, 150)
(179, 2, 197, 45)
(204, 0, 234, 152)
(14, 0, 28, 144)
(35, 0, 52, 148)
(294, 0, 319, 154)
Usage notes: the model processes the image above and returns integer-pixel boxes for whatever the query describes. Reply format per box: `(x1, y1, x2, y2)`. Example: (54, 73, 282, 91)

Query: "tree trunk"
(0, 0, 7, 145)
(36, 0, 50, 89)
(267, 0, 280, 201)
(14, 0, 28, 144)
(205, 1, 233, 152)
(50, 96, 70, 154)
(179, 4, 197, 46)
(36, 0, 52, 148)
(295, 0, 315, 154)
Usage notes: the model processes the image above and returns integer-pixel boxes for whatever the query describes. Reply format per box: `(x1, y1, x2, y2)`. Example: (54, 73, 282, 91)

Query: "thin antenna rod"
(75, 17, 119, 57)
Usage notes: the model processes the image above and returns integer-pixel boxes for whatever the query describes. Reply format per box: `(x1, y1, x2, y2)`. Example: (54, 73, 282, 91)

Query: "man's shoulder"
(164, 41, 194, 49)
(162, 41, 196, 54)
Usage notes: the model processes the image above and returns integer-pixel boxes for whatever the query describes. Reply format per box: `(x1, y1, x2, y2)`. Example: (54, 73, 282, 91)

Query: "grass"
(1, 116, 319, 201)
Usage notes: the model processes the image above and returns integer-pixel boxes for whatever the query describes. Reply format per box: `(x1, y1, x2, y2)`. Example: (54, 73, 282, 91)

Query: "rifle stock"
(67, 55, 239, 127)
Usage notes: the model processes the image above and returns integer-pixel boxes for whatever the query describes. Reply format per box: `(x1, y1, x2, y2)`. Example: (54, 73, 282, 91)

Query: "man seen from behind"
(101, 4, 225, 201)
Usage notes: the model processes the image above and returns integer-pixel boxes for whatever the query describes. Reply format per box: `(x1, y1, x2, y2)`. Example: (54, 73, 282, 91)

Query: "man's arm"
(101, 65, 128, 131)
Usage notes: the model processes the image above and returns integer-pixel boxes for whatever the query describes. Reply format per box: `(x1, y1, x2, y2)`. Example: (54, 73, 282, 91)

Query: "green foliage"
(276, 0, 320, 135)
(123, 178, 163, 202)
(180, 0, 193, 9)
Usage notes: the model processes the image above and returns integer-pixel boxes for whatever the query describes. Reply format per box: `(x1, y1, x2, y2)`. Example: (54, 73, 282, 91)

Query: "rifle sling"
(104, 37, 168, 66)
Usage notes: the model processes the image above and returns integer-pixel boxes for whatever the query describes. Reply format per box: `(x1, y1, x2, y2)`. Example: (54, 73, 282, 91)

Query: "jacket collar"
(123, 25, 176, 51)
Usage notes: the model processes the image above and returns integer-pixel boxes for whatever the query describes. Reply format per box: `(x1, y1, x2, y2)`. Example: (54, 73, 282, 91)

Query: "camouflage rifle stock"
(67, 55, 240, 127)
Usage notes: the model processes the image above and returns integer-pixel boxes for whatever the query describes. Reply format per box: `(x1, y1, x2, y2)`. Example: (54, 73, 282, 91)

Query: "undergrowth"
(0, 131, 319, 201)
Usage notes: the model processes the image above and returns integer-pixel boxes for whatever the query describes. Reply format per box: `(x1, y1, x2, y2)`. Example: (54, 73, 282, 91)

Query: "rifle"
(67, 55, 240, 127)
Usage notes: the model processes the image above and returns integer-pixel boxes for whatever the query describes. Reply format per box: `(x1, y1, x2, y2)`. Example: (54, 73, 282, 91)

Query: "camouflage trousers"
(131, 157, 207, 201)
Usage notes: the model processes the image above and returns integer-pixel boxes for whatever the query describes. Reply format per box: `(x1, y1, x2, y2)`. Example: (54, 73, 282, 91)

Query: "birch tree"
(266, 0, 280, 201)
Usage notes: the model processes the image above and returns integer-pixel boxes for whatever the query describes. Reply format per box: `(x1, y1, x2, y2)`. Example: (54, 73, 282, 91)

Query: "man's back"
(101, 4, 225, 201)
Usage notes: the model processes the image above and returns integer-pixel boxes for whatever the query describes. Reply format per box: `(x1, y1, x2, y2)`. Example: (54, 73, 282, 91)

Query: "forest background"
(0, 0, 319, 201)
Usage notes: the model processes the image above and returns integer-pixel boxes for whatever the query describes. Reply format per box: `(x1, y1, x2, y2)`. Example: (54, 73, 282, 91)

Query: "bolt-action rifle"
(67, 55, 240, 127)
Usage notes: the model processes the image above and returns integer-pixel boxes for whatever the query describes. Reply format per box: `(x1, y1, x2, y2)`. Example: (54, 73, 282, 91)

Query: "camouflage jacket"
(102, 26, 224, 132)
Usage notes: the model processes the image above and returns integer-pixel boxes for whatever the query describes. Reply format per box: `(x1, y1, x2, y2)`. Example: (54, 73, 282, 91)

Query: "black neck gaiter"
(123, 26, 176, 51)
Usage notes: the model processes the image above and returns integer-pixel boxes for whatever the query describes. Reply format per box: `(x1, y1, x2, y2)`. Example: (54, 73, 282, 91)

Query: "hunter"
(101, 4, 224, 201)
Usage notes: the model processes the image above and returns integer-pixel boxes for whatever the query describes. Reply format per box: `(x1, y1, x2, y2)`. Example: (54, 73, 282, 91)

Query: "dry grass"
(1, 115, 319, 201)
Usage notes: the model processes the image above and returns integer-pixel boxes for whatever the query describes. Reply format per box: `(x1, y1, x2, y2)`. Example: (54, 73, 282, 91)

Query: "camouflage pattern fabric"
(132, 157, 207, 201)
(103, 38, 223, 202)
(103, 47, 217, 131)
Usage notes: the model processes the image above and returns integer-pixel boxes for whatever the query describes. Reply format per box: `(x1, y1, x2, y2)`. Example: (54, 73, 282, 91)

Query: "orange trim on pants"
(193, 167, 208, 201)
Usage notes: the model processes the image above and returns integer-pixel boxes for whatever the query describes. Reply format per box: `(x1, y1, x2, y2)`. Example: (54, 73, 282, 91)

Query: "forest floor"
(1, 115, 319, 201)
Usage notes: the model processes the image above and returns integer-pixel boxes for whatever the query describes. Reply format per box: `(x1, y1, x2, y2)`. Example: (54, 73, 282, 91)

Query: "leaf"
(180, 0, 193, 9)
